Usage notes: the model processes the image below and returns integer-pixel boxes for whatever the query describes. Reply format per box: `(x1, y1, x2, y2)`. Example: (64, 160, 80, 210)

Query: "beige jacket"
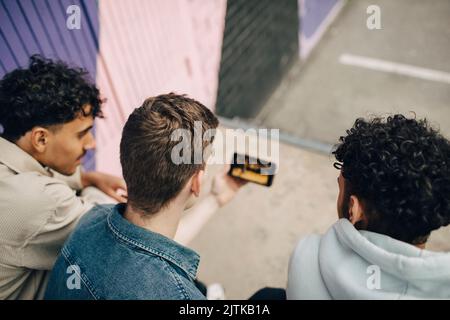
(0, 137, 112, 300)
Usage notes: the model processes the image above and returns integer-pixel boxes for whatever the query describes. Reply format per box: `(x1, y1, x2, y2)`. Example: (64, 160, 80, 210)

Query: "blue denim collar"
(106, 203, 200, 280)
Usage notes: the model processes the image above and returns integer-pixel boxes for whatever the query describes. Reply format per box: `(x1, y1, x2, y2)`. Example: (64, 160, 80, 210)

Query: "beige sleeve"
(20, 180, 94, 270)
(49, 166, 83, 191)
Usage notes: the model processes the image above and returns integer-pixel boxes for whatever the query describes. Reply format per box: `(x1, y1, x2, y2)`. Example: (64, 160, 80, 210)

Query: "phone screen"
(228, 153, 276, 186)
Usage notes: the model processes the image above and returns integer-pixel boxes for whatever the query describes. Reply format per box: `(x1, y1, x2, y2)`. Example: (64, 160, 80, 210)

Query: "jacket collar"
(107, 203, 200, 280)
(0, 137, 52, 176)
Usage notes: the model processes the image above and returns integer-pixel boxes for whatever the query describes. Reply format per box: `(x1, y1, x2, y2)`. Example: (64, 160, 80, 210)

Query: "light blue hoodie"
(287, 218, 450, 299)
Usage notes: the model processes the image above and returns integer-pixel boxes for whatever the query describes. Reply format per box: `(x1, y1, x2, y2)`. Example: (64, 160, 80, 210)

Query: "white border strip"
(339, 53, 450, 84)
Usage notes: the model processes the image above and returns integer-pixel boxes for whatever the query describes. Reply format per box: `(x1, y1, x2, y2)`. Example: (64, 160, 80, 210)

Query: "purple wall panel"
(299, 0, 345, 59)
(301, 0, 339, 38)
(19, 1, 56, 55)
(0, 1, 29, 68)
(3, 1, 41, 55)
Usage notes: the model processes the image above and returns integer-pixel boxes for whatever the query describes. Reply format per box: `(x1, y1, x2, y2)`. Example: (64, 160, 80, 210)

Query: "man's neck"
(123, 200, 185, 240)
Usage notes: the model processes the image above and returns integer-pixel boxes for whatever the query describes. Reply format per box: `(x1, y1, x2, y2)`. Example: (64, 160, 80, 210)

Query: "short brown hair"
(120, 93, 219, 214)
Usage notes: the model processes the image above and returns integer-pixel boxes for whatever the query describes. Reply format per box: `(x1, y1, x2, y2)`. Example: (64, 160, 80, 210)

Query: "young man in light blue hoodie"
(288, 114, 450, 299)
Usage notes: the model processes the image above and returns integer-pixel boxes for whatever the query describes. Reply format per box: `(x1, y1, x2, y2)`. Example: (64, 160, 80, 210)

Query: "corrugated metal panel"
(0, 0, 99, 78)
(216, 0, 299, 119)
(0, 0, 99, 170)
(95, 0, 226, 175)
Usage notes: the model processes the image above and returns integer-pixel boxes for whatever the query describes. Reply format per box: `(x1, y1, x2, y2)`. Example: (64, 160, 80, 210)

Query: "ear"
(190, 169, 204, 197)
(30, 127, 50, 153)
(348, 195, 365, 225)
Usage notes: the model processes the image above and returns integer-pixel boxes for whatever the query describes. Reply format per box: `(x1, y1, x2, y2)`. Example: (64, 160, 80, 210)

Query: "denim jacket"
(44, 203, 205, 300)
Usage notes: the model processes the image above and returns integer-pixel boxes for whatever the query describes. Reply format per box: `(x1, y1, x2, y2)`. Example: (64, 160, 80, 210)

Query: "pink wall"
(95, 0, 227, 176)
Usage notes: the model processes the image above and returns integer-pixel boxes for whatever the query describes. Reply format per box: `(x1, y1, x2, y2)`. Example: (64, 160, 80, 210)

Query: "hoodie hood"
(318, 219, 450, 299)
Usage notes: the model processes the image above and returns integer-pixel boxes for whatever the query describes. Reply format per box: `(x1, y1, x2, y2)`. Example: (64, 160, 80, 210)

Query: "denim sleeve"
(44, 251, 95, 300)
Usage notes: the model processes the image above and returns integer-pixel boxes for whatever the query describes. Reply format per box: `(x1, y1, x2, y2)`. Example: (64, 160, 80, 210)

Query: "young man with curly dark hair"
(287, 114, 450, 299)
(0, 55, 128, 299)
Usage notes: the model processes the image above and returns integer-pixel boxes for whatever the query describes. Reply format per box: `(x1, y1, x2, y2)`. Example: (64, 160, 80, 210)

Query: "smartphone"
(228, 153, 276, 187)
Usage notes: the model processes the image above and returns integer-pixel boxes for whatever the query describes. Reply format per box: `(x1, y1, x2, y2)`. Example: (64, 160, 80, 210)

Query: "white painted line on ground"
(339, 53, 450, 85)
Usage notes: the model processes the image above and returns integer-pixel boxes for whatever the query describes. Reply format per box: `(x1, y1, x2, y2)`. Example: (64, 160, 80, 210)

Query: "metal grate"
(216, 0, 299, 119)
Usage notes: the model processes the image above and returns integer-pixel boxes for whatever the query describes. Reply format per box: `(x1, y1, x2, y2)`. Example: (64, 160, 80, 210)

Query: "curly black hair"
(333, 114, 450, 244)
(0, 55, 103, 141)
